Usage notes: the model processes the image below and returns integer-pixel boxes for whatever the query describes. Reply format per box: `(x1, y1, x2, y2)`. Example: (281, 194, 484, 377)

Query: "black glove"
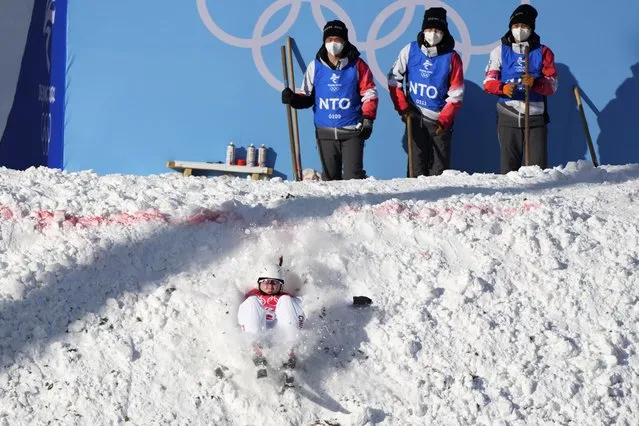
(281, 87, 294, 105)
(353, 296, 372, 306)
(359, 118, 374, 140)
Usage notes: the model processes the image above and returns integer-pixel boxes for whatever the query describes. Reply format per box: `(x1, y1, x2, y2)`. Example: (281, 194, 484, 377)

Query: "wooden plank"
(167, 160, 272, 175)
(183, 168, 192, 177)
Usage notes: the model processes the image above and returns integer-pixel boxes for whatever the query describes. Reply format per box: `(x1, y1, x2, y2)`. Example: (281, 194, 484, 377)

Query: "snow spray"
(258, 144, 267, 167)
(226, 142, 235, 165)
(247, 144, 256, 167)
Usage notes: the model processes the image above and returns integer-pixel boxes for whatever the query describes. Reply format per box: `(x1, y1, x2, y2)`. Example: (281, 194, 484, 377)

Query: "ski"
(252, 343, 268, 379)
(254, 355, 268, 379)
(252, 342, 298, 391)
(279, 352, 297, 392)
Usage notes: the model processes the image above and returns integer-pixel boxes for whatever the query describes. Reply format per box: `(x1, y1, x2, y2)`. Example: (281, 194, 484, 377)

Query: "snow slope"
(0, 162, 637, 425)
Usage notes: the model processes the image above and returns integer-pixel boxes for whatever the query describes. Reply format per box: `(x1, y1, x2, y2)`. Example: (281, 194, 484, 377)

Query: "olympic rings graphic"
(44, 0, 55, 73)
(196, 0, 532, 90)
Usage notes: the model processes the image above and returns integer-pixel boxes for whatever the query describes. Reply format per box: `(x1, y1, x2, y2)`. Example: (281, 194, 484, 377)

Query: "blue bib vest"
(406, 41, 452, 111)
(499, 44, 543, 103)
(313, 59, 362, 128)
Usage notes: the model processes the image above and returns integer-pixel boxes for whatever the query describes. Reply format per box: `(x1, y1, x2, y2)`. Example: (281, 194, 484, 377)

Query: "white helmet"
(257, 264, 284, 283)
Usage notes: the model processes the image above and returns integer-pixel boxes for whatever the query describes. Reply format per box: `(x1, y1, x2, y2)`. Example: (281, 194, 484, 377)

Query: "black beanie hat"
(422, 7, 448, 32)
(323, 20, 348, 42)
(509, 5, 538, 30)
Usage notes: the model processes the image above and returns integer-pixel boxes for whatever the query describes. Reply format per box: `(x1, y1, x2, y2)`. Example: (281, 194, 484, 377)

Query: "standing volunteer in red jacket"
(483, 5, 558, 173)
(387, 7, 464, 177)
(281, 20, 378, 181)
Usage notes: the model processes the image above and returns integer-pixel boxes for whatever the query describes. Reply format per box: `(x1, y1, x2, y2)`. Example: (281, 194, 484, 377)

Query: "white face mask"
(512, 27, 532, 43)
(423, 30, 444, 46)
(325, 41, 344, 56)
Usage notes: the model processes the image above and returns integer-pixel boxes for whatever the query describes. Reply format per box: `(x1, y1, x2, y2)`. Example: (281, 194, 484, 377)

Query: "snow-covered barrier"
(0, 163, 637, 424)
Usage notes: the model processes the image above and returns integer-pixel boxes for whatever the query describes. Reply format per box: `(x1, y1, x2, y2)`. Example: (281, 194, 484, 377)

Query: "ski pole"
(573, 85, 599, 167)
(524, 45, 530, 167)
(281, 45, 299, 181)
(286, 36, 303, 181)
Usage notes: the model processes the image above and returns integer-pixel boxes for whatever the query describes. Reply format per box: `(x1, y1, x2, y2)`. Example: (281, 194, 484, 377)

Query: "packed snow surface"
(0, 162, 637, 425)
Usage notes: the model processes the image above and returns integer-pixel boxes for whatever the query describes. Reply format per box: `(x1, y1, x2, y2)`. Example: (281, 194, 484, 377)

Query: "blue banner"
(63, 1, 639, 178)
(0, 0, 66, 170)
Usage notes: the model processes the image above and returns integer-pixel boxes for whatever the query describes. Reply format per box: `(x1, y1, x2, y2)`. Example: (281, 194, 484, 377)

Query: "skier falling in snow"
(237, 264, 305, 386)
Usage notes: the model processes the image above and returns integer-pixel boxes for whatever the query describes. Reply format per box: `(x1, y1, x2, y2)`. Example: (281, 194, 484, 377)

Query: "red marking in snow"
(464, 204, 493, 214)
(0, 199, 541, 231)
(342, 201, 541, 221)
(31, 209, 171, 230)
(0, 205, 242, 230)
(0, 206, 14, 219)
(184, 209, 240, 225)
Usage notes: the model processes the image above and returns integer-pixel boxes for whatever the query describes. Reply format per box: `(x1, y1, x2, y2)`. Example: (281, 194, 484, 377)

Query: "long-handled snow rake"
(524, 45, 531, 167)
(280, 39, 302, 181)
(573, 85, 599, 167)
(406, 115, 415, 178)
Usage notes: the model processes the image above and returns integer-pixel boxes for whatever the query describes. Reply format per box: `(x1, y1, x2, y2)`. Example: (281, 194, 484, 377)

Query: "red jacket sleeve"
(532, 46, 558, 96)
(484, 79, 503, 96)
(356, 59, 379, 120)
(484, 68, 503, 96)
(483, 45, 504, 96)
(438, 51, 464, 129)
(389, 87, 408, 115)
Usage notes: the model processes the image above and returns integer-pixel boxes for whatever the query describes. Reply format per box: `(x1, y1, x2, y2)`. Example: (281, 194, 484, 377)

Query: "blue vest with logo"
(499, 44, 544, 103)
(406, 41, 452, 111)
(313, 59, 362, 128)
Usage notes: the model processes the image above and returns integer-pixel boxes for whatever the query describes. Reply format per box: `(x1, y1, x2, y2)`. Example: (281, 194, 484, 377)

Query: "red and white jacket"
(300, 46, 378, 123)
(387, 42, 464, 129)
(483, 35, 558, 116)
(245, 288, 292, 321)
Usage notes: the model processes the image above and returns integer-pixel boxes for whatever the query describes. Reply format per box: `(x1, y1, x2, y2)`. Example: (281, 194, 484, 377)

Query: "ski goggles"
(258, 278, 284, 286)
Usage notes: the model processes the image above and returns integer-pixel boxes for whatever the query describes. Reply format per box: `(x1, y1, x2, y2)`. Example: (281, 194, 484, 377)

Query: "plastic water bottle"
(247, 144, 256, 167)
(258, 144, 267, 167)
(226, 142, 235, 165)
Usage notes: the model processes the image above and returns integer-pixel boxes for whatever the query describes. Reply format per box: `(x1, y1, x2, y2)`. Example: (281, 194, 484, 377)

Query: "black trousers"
(317, 136, 366, 181)
(498, 125, 548, 174)
(407, 117, 451, 177)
